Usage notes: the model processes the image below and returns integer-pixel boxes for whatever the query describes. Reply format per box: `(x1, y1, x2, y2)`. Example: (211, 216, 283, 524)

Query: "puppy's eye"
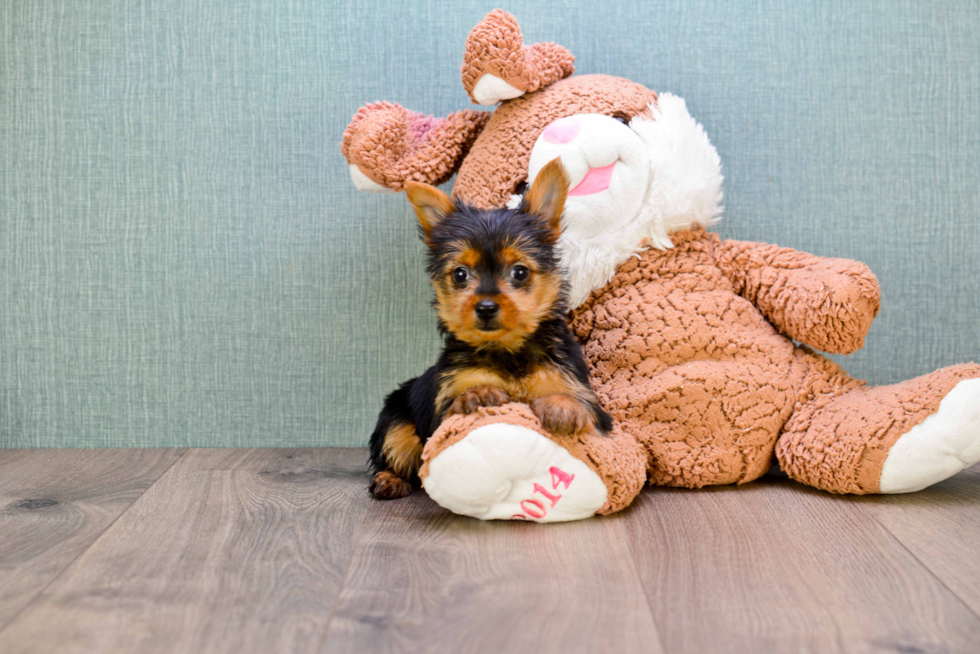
(452, 267, 469, 285)
(511, 265, 530, 282)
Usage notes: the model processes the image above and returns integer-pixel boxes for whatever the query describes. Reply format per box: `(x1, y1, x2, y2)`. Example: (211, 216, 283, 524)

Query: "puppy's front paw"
(370, 470, 413, 500)
(531, 395, 593, 436)
(449, 386, 511, 415)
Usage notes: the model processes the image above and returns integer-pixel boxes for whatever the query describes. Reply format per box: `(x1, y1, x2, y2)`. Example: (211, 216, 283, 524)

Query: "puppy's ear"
(524, 158, 568, 242)
(405, 182, 455, 244)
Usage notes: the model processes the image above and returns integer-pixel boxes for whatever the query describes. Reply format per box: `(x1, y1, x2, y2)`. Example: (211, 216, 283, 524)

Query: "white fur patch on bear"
(349, 164, 395, 194)
(471, 74, 525, 105)
(523, 93, 724, 308)
(879, 378, 980, 493)
(422, 423, 607, 522)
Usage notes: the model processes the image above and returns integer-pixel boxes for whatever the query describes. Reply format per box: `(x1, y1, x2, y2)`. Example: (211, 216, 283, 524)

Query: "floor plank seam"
(0, 448, 191, 637)
(315, 489, 375, 650)
(620, 513, 670, 654)
(854, 500, 980, 623)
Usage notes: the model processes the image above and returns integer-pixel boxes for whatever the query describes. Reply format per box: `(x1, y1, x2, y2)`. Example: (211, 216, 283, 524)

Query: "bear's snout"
(542, 116, 581, 144)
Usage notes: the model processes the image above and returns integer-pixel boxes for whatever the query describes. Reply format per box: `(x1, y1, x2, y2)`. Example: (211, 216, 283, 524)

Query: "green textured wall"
(1, 0, 978, 448)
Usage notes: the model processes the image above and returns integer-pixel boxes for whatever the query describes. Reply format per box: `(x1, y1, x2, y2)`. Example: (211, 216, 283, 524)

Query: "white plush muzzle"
(524, 94, 725, 308)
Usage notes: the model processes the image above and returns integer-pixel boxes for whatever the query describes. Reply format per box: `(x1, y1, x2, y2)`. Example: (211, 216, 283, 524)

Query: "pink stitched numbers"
(519, 499, 546, 519)
(511, 467, 576, 520)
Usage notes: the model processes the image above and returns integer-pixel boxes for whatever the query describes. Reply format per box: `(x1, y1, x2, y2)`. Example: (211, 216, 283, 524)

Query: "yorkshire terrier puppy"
(368, 159, 612, 500)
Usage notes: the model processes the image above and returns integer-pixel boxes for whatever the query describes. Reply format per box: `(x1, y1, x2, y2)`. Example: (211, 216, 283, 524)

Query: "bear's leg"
(776, 363, 980, 494)
(604, 360, 798, 488)
(418, 403, 646, 522)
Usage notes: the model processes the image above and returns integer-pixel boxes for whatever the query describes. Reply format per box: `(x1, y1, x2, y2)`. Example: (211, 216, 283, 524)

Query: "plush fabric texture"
(572, 229, 853, 488)
(570, 228, 980, 493)
(453, 76, 657, 209)
(461, 10, 575, 105)
(420, 403, 646, 516)
(877, 378, 980, 493)
(526, 94, 724, 307)
(342, 75, 656, 210)
(712, 238, 882, 355)
(421, 419, 610, 522)
(341, 102, 490, 191)
(777, 365, 980, 493)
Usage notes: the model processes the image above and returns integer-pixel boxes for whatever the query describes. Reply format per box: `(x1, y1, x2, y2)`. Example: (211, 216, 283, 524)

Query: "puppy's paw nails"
(369, 471, 413, 500)
(531, 395, 592, 436)
(450, 386, 511, 415)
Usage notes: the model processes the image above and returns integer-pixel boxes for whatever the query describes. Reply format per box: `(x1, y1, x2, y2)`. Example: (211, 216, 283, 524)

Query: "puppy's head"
(406, 159, 569, 350)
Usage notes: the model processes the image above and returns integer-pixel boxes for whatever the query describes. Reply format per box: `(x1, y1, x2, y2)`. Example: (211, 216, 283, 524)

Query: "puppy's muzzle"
(475, 299, 500, 330)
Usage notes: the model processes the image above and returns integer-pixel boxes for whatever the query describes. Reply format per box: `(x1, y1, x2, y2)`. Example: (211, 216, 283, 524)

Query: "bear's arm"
(713, 239, 880, 354)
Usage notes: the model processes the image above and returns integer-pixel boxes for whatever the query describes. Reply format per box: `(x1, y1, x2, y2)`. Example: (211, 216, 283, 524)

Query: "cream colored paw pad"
(880, 378, 980, 493)
(422, 423, 607, 522)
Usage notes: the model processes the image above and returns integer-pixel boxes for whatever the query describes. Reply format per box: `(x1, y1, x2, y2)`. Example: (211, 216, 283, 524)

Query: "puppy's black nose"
(475, 299, 500, 320)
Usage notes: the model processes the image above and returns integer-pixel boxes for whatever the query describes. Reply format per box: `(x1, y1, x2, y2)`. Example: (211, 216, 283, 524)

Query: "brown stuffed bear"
(343, 10, 980, 522)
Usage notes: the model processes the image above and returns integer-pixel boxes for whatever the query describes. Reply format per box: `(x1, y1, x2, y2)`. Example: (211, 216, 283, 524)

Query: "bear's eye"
(511, 265, 530, 283)
(452, 267, 469, 286)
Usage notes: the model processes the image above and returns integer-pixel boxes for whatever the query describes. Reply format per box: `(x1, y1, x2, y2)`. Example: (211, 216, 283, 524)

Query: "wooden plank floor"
(0, 449, 978, 653)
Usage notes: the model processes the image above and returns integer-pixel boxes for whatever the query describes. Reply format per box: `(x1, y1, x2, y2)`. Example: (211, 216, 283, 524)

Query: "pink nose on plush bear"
(542, 116, 580, 144)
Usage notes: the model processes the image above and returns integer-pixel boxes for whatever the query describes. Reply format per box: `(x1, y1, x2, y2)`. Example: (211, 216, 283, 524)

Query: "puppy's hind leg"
(368, 384, 423, 500)
(370, 423, 423, 500)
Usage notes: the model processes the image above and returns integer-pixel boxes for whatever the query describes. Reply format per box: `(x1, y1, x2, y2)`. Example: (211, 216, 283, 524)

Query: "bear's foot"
(777, 363, 980, 494)
(422, 422, 607, 522)
(880, 378, 980, 493)
(419, 403, 646, 522)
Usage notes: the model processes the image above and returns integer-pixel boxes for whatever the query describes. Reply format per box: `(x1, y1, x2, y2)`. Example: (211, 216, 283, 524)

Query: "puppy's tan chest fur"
(437, 365, 581, 410)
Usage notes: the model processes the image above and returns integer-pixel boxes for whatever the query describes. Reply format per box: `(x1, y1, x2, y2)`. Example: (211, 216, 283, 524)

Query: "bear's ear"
(341, 102, 489, 193)
(524, 158, 568, 242)
(461, 10, 575, 106)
